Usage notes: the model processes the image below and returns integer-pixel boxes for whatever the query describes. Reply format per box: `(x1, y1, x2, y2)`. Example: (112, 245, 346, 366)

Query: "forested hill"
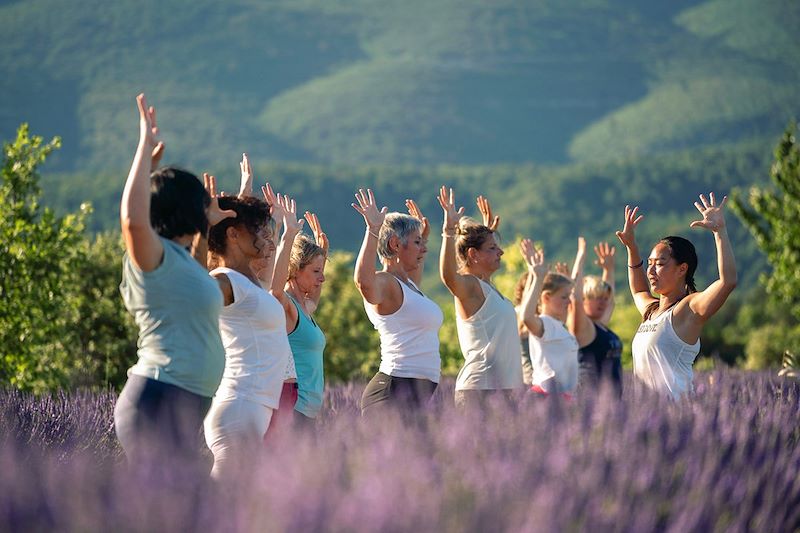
(1, 0, 798, 171)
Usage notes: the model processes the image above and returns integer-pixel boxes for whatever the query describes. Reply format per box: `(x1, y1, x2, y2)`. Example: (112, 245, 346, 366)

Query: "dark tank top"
(578, 322, 623, 394)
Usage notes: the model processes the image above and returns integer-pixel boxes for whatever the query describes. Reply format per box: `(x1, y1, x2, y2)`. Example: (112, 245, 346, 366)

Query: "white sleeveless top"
(455, 278, 523, 390)
(632, 307, 700, 399)
(529, 315, 579, 392)
(210, 267, 292, 409)
(364, 277, 443, 383)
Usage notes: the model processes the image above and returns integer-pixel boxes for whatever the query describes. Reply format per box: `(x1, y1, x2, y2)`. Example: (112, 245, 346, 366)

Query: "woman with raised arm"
(201, 184, 295, 478)
(115, 94, 235, 468)
(519, 239, 580, 397)
(572, 242, 623, 395)
(439, 187, 523, 410)
(352, 189, 443, 415)
(616, 194, 736, 399)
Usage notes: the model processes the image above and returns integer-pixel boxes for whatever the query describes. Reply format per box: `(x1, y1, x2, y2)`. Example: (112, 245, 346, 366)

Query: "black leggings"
(114, 375, 212, 470)
(360, 372, 438, 416)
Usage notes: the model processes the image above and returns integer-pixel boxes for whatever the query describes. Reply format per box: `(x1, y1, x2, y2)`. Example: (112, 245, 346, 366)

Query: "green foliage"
(0, 125, 136, 392)
(1, 0, 796, 169)
(0, 125, 87, 390)
(731, 123, 800, 316)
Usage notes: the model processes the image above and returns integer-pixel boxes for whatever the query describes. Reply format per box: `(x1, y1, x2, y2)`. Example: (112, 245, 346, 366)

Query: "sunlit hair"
(289, 234, 326, 279)
(455, 217, 496, 268)
(583, 275, 612, 300)
(207, 196, 272, 255)
(643, 235, 698, 320)
(513, 271, 530, 306)
(542, 273, 573, 298)
(377, 213, 422, 262)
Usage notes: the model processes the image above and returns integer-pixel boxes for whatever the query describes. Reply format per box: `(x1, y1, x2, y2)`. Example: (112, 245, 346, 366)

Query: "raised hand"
(553, 261, 570, 277)
(135, 94, 164, 172)
(476, 195, 500, 231)
(594, 242, 616, 269)
(352, 188, 387, 231)
(437, 186, 465, 231)
(238, 153, 254, 198)
(203, 173, 237, 226)
(278, 193, 304, 234)
(304, 211, 329, 254)
(520, 239, 547, 277)
(576, 236, 587, 257)
(405, 198, 430, 240)
(690, 192, 728, 233)
(261, 182, 282, 219)
(615, 205, 644, 248)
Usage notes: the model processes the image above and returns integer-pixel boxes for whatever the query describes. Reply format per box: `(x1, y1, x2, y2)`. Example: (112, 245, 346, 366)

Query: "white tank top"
(632, 307, 700, 399)
(455, 278, 523, 390)
(528, 315, 579, 392)
(210, 267, 292, 409)
(364, 277, 443, 382)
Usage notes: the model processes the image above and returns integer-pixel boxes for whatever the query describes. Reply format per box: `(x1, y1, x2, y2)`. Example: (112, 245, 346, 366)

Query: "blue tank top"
(288, 295, 327, 418)
(578, 322, 623, 393)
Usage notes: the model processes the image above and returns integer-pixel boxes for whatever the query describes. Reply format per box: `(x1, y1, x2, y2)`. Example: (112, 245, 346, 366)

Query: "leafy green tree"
(0, 125, 89, 390)
(731, 123, 800, 315)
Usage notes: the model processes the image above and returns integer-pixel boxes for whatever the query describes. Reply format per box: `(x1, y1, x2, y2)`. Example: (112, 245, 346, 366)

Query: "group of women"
(115, 94, 737, 476)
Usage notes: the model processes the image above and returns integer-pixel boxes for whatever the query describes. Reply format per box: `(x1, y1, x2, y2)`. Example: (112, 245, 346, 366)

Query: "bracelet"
(628, 260, 644, 269)
(367, 228, 380, 240)
(441, 232, 456, 238)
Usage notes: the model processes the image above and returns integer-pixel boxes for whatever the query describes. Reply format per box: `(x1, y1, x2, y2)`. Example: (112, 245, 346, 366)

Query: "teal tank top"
(120, 237, 225, 398)
(288, 294, 326, 418)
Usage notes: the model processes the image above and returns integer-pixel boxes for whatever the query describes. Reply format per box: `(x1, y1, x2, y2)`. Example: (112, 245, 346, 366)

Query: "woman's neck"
(462, 265, 492, 282)
(219, 254, 257, 282)
(384, 262, 409, 282)
(659, 288, 688, 310)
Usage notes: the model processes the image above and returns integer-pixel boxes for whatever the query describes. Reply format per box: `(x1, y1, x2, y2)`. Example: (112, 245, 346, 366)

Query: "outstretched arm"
(238, 153, 254, 198)
(594, 241, 617, 325)
(520, 238, 548, 337)
(686, 193, 737, 320)
(303, 211, 329, 308)
(568, 237, 594, 347)
(270, 192, 304, 332)
(615, 205, 656, 316)
(352, 188, 392, 305)
(405, 198, 430, 286)
(120, 94, 164, 272)
(437, 186, 479, 301)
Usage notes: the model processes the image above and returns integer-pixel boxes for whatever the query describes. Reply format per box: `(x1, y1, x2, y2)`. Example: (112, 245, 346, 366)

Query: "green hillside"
(1, 0, 796, 170)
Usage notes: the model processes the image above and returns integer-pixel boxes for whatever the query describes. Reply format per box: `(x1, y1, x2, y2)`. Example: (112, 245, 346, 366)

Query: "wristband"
(441, 232, 456, 238)
(367, 228, 380, 240)
(628, 260, 644, 269)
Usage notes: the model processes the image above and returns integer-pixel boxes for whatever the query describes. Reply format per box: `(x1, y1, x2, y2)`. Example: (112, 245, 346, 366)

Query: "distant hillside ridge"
(1, 0, 797, 170)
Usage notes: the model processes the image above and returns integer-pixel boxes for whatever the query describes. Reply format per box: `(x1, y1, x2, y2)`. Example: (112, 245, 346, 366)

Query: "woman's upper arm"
(121, 222, 164, 272)
(687, 279, 735, 321)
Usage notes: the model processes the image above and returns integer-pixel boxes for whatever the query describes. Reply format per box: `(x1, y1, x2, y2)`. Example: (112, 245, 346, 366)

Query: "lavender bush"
(1, 370, 798, 532)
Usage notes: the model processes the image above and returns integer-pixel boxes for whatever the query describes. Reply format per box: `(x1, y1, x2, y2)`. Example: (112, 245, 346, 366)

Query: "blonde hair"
(583, 275, 612, 300)
(455, 217, 495, 269)
(542, 272, 573, 298)
(288, 234, 326, 279)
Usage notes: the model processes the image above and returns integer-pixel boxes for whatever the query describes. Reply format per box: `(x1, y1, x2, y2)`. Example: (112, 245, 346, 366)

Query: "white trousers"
(204, 397, 273, 480)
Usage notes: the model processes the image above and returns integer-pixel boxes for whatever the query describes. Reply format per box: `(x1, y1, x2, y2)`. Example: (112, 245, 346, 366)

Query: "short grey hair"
(377, 213, 422, 261)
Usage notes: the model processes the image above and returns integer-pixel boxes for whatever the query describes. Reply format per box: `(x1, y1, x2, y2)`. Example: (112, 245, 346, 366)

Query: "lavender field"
(1, 371, 799, 532)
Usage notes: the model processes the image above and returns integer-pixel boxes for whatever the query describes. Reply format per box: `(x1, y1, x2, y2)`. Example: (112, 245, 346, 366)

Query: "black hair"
(149, 167, 210, 239)
(643, 235, 698, 320)
(207, 196, 272, 255)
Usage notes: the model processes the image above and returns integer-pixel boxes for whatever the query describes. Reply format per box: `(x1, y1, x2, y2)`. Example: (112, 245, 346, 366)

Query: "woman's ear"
(389, 234, 401, 255)
(226, 225, 238, 243)
(466, 247, 478, 264)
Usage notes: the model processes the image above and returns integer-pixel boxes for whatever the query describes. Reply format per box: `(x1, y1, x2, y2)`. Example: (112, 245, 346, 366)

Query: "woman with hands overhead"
(201, 176, 294, 478)
(352, 189, 443, 416)
(570, 239, 624, 396)
(617, 194, 736, 399)
(439, 188, 523, 409)
(116, 94, 236, 470)
(519, 238, 580, 397)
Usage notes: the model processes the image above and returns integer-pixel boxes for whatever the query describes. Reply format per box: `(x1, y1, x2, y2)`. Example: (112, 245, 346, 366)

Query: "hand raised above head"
(203, 173, 237, 226)
(278, 193, 305, 234)
(351, 188, 387, 231)
(593, 242, 616, 269)
(690, 192, 728, 233)
(615, 205, 643, 248)
(437, 186, 465, 231)
(135, 93, 159, 149)
(576, 236, 587, 256)
(238, 153, 254, 198)
(304, 211, 329, 254)
(520, 238, 547, 277)
(476, 195, 500, 231)
(405, 198, 430, 240)
(552, 261, 570, 278)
